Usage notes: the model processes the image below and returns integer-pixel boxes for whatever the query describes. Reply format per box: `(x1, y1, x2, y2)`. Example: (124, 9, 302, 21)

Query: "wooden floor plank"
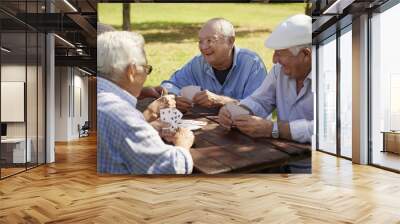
(0, 134, 399, 223)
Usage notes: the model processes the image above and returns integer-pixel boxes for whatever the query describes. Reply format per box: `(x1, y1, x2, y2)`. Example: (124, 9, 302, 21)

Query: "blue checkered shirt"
(97, 77, 193, 174)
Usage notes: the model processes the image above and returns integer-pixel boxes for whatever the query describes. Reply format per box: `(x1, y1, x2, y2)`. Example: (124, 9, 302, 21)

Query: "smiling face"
(198, 23, 234, 69)
(274, 48, 311, 80)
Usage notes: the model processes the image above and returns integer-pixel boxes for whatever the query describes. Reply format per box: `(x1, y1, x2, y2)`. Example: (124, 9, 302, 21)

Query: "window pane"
(340, 27, 352, 158)
(371, 3, 400, 171)
(318, 36, 337, 154)
(1, 30, 27, 177)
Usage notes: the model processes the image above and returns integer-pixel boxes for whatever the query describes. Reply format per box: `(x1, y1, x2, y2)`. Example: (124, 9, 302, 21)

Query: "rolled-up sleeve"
(240, 68, 277, 118)
(241, 58, 268, 99)
(289, 119, 313, 143)
(161, 57, 199, 95)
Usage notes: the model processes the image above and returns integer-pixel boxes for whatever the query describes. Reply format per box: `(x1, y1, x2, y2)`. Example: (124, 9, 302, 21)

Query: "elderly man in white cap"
(218, 14, 313, 144)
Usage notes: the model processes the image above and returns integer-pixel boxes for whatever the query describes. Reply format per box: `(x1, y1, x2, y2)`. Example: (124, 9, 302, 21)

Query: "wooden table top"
(187, 115, 311, 174)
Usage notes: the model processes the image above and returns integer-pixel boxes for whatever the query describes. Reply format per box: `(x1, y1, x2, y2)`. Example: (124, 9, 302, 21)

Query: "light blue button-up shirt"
(161, 47, 267, 100)
(240, 63, 313, 143)
(97, 77, 193, 174)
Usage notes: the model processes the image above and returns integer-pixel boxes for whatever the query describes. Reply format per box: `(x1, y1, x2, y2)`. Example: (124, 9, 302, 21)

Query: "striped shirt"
(97, 77, 193, 174)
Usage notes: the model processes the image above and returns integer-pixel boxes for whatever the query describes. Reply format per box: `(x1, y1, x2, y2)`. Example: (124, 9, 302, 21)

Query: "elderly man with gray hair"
(219, 14, 313, 144)
(159, 18, 267, 112)
(97, 31, 194, 174)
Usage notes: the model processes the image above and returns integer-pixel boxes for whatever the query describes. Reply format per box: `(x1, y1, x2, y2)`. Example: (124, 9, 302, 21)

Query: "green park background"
(98, 3, 307, 87)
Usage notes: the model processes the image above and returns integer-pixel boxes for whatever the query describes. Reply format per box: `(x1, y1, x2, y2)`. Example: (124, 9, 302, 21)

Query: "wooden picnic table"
(185, 113, 311, 174)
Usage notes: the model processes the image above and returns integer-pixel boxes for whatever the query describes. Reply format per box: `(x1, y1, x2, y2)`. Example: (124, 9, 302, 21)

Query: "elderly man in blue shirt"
(97, 31, 194, 174)
(219, 14, 313, 144)
(159, 18, 267, 112)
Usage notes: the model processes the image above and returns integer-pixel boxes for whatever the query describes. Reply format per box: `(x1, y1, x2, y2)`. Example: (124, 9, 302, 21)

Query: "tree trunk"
(122, 3, 131, 31)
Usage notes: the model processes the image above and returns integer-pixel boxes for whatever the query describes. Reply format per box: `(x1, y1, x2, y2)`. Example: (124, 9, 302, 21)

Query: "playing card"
(178, 119, 207, 131)
(180, 85, 201, 102)
(160, 108, 183, 131)
(226, 103, 250, 119)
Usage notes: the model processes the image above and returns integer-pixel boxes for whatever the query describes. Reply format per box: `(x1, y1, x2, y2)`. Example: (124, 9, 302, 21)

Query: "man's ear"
(126, 64, 136, 82)
(302, 48, 312, 62)
(228, 36, 235, 46)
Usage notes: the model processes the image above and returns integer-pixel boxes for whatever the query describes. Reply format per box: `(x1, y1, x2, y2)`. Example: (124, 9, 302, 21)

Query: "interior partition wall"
(0, 1, 46, 179)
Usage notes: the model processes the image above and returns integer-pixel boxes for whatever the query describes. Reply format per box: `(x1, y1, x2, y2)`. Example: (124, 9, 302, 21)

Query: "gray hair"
(97, 31, 147, 80)
(205, 18, 235, 38)
(97, 22, 115, 35)
(289, 44, 312, 56)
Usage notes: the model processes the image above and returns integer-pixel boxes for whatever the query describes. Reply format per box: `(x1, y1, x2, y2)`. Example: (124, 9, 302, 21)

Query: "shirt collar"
(97, 76, 137, 107)
(304, 71, 312, 85)
(204, 46, 239, 72)
(306, 71, 311, 80)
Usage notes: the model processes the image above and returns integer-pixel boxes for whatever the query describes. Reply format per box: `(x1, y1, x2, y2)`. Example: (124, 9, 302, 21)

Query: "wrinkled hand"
(161, 127, 194, 150)
(176, 96, 192, 113)
(192, 90, 222, 108)
(147, 95, 176, 114)
(233, 115, 273, 138)
(138, 86, 167, 99)
(218, 105, 233, 130)
(150, 120, 171, 133)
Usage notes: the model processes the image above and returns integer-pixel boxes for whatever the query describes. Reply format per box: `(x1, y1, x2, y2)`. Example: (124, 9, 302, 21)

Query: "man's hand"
(192, 90, 222, 108)
(161, 128, 194, 150)
(233, 115, 273, 138)
(143, 95, 176, 122)
(138, 86, 167, 99)
(176, 96, 193, 113)
(218, 105, 233, 130)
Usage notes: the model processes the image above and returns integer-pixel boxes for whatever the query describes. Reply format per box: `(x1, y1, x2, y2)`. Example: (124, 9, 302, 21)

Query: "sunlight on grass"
(98, 3, 306, 86)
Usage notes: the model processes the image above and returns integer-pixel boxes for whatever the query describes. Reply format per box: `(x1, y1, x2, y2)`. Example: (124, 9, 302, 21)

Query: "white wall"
(55, 67, 89, 141)
(1, 65, 27, 138)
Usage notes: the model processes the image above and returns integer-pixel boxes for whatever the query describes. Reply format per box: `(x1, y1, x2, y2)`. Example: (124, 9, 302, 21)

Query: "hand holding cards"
(225, 103, 250, 119)
(160, 108, 183, 131)
(180, 85, 201, 102)
(160, 107, 207, 131)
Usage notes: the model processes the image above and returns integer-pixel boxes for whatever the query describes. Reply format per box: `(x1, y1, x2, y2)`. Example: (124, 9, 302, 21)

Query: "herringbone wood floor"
(0, 135, 399, 224)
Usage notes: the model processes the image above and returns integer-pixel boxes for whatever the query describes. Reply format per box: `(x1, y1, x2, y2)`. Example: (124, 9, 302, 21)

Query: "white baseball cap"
(265, 14, 312, 50)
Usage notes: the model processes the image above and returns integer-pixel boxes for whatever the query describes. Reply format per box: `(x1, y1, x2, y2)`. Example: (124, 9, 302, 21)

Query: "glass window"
(339, 26, 352, 158)
(0, 1, 46, 179)
(371, 3, 400, 171)
(1, 31, 28, 178)
(318, 35, 337, 154)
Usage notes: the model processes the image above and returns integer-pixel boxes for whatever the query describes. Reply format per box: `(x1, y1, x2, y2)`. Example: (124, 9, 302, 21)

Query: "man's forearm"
(278, 121, 292, 141)
(216, 95, 238, 107)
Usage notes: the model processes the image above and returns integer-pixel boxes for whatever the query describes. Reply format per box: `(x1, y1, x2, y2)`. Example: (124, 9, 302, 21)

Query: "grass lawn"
(98, 3, 307, 87)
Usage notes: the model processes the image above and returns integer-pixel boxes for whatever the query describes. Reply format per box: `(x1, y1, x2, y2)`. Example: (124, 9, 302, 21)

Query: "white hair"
(97, 31, 147, 80)
(205, 18, 235, 37)
(97, 22, 115, 35)
(288, 44, 312, 56)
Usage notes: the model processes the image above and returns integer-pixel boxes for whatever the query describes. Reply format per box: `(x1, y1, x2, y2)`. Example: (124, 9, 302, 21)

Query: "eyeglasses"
(198, 36, 223, 47)
(136, 64, 152, 75)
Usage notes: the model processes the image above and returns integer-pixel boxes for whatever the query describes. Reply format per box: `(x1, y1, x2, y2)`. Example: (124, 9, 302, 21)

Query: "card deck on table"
(177, 119, 207, 131)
